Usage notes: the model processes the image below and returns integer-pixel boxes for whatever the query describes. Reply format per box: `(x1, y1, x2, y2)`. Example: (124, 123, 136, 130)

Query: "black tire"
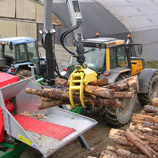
(16, 69, 31, 79)
(138, 74, 158, 105)
(20, 147, 43, 158)
(102, 74, 137, 127)
(105, 94, 137, 127)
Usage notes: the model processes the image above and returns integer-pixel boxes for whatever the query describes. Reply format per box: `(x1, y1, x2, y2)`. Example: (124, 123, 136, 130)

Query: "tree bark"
(130, 122, 158, 135)
(104, 75, 139, 92)
(132, 113, 158, 124)
(109, 129, 133, 147)
(38, 100, 64, 110)
(89, 78, 108, 86)
(55, 78, 69, 87)
(144, 105, 158, 113)
(124, 129, 158, 158)
(84, 85, 134, 99)
(55, 77, 108, 87)
(26, 88, 122, 108)
(116, 148, 147, 158)
(152, 98, 158, 106)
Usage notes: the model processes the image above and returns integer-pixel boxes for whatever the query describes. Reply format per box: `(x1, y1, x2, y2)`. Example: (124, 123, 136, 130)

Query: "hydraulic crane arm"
(66, 0, 83, 40)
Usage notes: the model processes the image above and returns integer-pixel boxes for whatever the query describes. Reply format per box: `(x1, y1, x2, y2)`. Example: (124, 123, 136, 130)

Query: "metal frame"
(0, 78, 97, 158)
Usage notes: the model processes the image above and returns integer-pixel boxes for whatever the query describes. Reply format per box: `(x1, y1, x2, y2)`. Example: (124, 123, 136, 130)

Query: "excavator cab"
(70, 37, 144, 82)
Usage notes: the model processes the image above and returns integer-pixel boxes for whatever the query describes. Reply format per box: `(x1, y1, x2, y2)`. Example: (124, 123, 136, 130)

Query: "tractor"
(0, 37, 46, 78)
(57, 0, 158, 127)
(62, 34, 158, 127)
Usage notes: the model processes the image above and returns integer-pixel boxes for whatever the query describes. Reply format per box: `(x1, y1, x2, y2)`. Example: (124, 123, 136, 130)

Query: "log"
(144, 105, 158, 113)
(55, 77, 108, 87)
(124, 129, 158, 158)
(84, 85, 134, 99)
(104, 75, 139, 92)
(38, 100, 64, 110)
(109, 129, 133, 147)
(116, 145, 141, 155)
(55, 78, 69, 87)
(132, 113, 158, 124)
(26, 88, 122, 108)
(116, 148, 147, 158)
(89, 78, 108, 86)
(41, 97, 53, 102)
(152, 98, 158, 106)
(130, 122, 158, 135)
(110, 128, 158, 151)
(100, 150, 119, 158)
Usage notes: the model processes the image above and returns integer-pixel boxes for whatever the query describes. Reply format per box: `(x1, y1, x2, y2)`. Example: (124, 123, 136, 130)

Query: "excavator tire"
(102, 74, 137, 127)
(20, 147, 43, 158)
(16, 69, 31, 79)
(138, 74, 158, 105)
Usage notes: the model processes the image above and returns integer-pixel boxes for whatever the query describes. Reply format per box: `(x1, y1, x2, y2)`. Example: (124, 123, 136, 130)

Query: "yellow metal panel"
(106, 48, 110, 71)
(0, 20, 16, 37)
(16, 0, 35, 20)
(0, 0, 15, 18)
(131, 60, 143, 76)
(115, 40, 125, 45)
(120, 69, 131, 73)
(106, 40, 125, 48)
(17, 22, 37, 39)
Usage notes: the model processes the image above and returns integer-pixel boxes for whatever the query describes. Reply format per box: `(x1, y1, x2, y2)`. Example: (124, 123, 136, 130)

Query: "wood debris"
(100, 104, 158, 158)
(20, 111, 45, 120)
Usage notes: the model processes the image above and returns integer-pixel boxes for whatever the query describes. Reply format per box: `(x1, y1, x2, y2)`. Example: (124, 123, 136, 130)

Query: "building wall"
(0, 0, 63, 40)
(0, 0, 15, 18)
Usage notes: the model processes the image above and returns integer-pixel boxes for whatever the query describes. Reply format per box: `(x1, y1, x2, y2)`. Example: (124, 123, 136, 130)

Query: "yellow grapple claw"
(68, 65, 97, 109)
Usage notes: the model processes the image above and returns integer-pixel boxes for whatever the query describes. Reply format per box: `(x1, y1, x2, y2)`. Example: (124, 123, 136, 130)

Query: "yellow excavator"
(59, 0, 158, 127)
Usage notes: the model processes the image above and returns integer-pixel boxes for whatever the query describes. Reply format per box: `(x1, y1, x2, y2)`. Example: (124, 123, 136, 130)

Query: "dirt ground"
(53, 101, 142, 158)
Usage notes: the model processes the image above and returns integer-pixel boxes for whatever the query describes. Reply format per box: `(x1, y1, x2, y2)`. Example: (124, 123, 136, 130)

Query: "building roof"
(96, 0, 158, 32)
(53, 1, 129, 39)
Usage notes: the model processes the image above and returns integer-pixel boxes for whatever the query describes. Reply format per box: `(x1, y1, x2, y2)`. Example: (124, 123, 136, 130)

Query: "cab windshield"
(72, 47, 106, 73)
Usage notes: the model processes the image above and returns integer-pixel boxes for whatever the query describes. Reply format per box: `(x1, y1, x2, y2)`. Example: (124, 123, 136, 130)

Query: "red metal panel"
(0, 72, 18, 88)
(0, 108, 4, 143)
(14, 115, 75, 141)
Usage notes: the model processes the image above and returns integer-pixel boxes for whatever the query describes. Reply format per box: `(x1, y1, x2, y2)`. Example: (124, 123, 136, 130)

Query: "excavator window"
(72, 47, 106, 73)
(110, 46, 126, 69)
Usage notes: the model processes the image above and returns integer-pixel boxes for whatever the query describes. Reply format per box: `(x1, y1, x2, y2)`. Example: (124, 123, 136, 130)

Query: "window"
(0, 45, 3, 58)
(4, 45, 15, 65)
(27, 42, 40, 74)
(72, 47, 106, 73)
(110, 46, 126, 69)
(16, 44, 27, 62)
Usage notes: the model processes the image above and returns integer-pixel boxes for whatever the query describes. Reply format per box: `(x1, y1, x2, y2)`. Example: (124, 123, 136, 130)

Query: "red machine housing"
(0, 72, 18, 143)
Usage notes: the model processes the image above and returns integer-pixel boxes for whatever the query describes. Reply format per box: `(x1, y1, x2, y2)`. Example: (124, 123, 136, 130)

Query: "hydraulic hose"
(60, 20, 82, 55)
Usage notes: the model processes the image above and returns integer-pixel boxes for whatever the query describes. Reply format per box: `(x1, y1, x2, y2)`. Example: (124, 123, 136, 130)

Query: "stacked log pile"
(100, 102, 158, 158)
(25, 76, 138, 110)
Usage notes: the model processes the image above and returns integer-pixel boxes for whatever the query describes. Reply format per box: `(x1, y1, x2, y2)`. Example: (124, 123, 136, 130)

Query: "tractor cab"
(70, 37, 144, 82)
(0, 37, 41, 75)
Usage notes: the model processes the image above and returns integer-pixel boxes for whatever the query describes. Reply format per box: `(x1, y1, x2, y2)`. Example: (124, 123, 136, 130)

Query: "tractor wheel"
(101, 74, 137, 127)
(138, 74, 158, 105)
(104, 94, 137, 127)
(16, 69, 31, 79)
(20, 147, 43, 158)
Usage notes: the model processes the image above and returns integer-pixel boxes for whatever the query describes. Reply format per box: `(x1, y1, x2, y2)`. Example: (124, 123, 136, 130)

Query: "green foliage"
(146, 61, 158, 69)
